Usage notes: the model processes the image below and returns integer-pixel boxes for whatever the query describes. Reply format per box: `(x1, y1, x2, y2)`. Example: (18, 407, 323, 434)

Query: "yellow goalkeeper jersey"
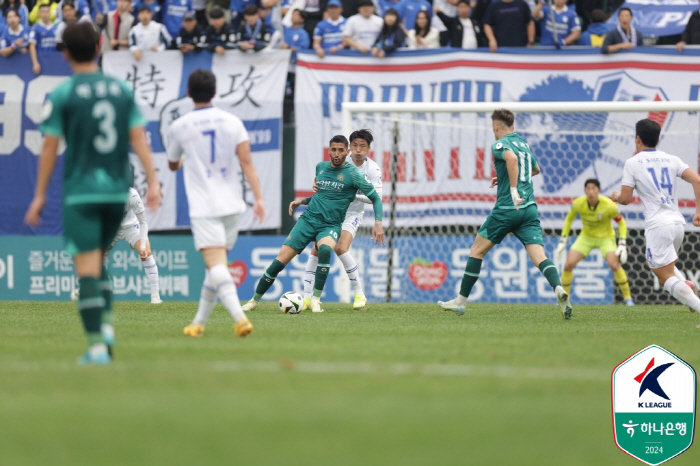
(562, 195, 627, 239)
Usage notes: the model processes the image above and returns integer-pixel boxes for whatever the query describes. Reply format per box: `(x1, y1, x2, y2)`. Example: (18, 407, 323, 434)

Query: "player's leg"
(303, 245, 319, 303)
(562, 237, 591, 295)
(337, 213, 366, 310)
(98, 204, 127, 356)
(603, 241, 633, 305)
(308, 226, 340, 313)
(133, 237, 161, 304)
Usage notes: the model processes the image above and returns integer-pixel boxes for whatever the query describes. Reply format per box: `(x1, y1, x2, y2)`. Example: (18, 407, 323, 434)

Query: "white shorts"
(342, 210, 365, 238)
(645, 224, 684, 269)
(191, 214, 240, 251)
(109, 223, 142, 250)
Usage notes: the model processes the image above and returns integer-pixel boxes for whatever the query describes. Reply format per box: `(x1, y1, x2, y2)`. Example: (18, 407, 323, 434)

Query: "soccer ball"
(70, 288, 80, 302)
(279, 291, 303, 314)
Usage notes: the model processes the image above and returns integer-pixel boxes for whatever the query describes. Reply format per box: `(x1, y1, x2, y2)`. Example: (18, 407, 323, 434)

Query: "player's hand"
(510, 187, 524, 210)
(288, 198, 303, 216)
(315, 47, 326, 58)
(489, 177, 498, 188)
(555, 237, 567, 261)
(693, 212, 700, 227)
(358, 45, 369, 54)
(215, 45, 225, 55)
(372, 220, 386, 246)
(611, 191, 620, 203)
(24, 195, 46, 227)
(253, 198, 266, 223)
(32, 62, 41, 75)
(488, 39, 497, 53)
(615, 238, 628, 264)
(133, 49, 142, 61)
(146, 181, 161, 210)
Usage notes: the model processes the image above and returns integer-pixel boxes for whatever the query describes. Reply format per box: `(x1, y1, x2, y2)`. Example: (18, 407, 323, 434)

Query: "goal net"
(342, 101, 700, 305)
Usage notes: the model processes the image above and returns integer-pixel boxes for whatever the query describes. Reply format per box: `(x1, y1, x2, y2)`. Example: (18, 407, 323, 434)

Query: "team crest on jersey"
(495, 142, 503, 150)
(337, 174, 345, 182)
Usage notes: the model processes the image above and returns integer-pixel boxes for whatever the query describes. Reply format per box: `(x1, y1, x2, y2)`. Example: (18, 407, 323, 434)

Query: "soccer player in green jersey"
(438, 109, 573, 319)
(242, 135, 385, 313)
(24, 22, 160, 364)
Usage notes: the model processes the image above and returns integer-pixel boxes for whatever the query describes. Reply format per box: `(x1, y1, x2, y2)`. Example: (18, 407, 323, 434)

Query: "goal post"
(341, 100, 700, 304)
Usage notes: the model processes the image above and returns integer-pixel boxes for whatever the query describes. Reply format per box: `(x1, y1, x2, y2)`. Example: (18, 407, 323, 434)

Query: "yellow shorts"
(570, 236, 617, 258)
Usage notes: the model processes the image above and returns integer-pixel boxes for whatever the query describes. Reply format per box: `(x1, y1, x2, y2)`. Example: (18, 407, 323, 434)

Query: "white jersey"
(621, 149, 689, 230)
(343, 13, 383, 49)
(166, 106, 250, 218)
(121, 187, 146, 227)
(345, 155, 383, 216)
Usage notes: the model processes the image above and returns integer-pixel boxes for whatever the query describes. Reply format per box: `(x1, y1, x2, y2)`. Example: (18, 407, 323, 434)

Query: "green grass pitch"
(1, 300, 699, 466)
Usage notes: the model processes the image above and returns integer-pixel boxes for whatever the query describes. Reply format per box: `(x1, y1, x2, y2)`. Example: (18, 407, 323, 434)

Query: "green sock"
(100, 265, 113, 326)
(313, 245, 332, 298)
(539, 259, 561, 289)
(77, 277, 105, 346)
(254, 259, 286, 300)
(459, 257, 482, 298)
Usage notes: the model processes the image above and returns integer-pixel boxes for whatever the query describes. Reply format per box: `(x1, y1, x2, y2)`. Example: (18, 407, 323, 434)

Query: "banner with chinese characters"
(295, 49, 700, 229)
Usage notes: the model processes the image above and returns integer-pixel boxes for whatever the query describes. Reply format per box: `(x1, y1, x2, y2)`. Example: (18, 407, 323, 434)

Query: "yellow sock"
(561, 271, 573, 295)
(614, 268, 632, 300)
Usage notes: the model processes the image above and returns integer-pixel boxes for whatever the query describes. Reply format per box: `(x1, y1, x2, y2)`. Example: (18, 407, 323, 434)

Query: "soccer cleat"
(234, 318, 253, 337)
(310, 297, 325, 313)
(101, 324, 116, 358)
(183, 324, 205, 337)
(624, 298, 635, 306)
(151, 294, 162, 304)
(437, 298, 465, 316)
(353, 293, 367, 310)
(301, 297, 311, 311)
(555, 285, 573, 320)
(242, 299, 258, 312)
(686, 280, 698, 312)
(77, 345, 111, 365)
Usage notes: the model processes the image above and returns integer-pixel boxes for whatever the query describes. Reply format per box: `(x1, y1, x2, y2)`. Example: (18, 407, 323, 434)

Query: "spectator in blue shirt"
(532, 0, 580, 47)
(577, 9, 608, 47)
(230, 0, 258, 28)
(29, 4, 58, 74)
(372, 8, 404, 57)
(57, 0, 91, 21)
(396, 0, 429, 31)
(312, 0, 346, 57)
(1, 0, 29, 29)
(376, 0, 403, 17)
(94, 0, 118, 24)
(282, 9, 310, 65)
(0, 9, 29, 57)
(163, 0, 193, 44)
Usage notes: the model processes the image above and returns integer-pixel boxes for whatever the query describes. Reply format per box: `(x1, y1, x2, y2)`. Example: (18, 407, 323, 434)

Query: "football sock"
(303, 254, 318, 299)
(210, 264, 245, 323)
(614, 268, 632, 300)
(100, 265, 113, 327)
(193, 270, 217, 325)
(78, 277, 105, 346)
(254, 259, 286, 300)
(338, 252, 362, 294)
(561, 270, 573, 295)
(663, 277, 700, 312)
(674, 267, 686, 281)
(143, 255, 160, 297)
(539, 259, 561, 290)
(458, 257, 482, 303)
(313, 244, 332, 298)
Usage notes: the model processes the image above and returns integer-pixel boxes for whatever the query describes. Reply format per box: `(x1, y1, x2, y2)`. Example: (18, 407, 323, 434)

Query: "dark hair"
(491, 108, 515, 128)
(62, 0, 76, 10)
(590, 9, 607, 24)
(62, 21, 99, 62)
(209, 6, 225, 18)
(584, 178, 600, 189)
(137, 5, 152, 13)
(414, 10, 430, 37)
(636, 119, 660, 148)
(188, 69, 216, 103)
(4, 7, 19, 18)
(349, 128, 373, 147)
(243, 4, 258, 15)
(381, 8, 400, 34)
(291, 8, 305, 19)
(618, 7, 632, 17)
(329, 134, 349, 148)
(39, 3, 51, 9)
(457, 0, 470, 6)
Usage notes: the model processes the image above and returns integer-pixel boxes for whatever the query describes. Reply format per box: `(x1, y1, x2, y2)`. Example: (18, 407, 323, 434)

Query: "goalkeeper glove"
(510, 187, 524, 210)
(616, 239, 628, 264)
(555, 237, 567, 261)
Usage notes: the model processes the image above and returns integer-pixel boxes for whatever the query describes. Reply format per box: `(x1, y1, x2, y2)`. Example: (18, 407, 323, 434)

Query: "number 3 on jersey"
(92, 100, 117, 154)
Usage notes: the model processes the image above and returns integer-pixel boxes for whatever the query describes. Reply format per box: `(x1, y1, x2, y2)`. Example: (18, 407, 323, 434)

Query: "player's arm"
(555, 204, 577, 260)
(130, 127, 161, 210)
(24, 136, 60, 226)
(237, 140, 266, 223)
(355, 168, 383, 204)
(681, 167, 700, 227)
(612, 186, 634, 205)
(354, 170, 385, 245)
(504, 149, 524, 209)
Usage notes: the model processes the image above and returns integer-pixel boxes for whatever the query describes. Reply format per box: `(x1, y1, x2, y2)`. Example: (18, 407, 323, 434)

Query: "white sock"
(455, 294, 467, 305)
(663, 277, 700, 312)
(674, 267, 686, 281)
(143, 255, 160, 296)
(210, 264, 245, 323)
(338, 252, 363, 294)
(193, 270, 217, 325)
(304, 254, 318, 299)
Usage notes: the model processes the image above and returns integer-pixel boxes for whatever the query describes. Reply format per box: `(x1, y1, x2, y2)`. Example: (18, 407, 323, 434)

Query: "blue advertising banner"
(608, 0, 700, 37)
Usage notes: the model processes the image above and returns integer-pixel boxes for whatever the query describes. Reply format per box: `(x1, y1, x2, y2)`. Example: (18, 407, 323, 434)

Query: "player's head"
(491, 109, 515, 139)
(326, 0, 342, 20)
(62, 0, 77, 21)
(358, 0, 374, 18)
(39, 3, 52, 22)
(187, 69, 217, 104)
(349, 129, 373, 158)
(138, 5, 153, 24)
(635, 119, 660, 150)
(5, 8, 20, 27)
(618, 7, 633, 28)
(117, 0, 131, 14)
(328, 135, 349, 167)
(584, 178, 601, 200)
(244, 4, 259, 26)
(62, 21, 100, 64)
(456, 0, 471, 18)
(209, 7, 226, 29)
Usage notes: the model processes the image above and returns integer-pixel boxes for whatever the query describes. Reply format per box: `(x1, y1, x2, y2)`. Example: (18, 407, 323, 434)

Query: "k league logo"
(612, 345, 696, 465)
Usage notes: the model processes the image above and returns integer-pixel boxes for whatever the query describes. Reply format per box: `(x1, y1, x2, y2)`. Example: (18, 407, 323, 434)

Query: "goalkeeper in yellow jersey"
(555, 178, 634, 306)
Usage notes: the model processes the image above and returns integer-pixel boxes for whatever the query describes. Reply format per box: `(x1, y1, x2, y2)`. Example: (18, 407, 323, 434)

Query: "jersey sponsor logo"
(495, 142, 503, 150)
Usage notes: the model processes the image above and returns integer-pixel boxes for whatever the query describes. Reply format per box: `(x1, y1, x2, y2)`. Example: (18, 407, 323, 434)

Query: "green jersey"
(304, 161, 382, 225)
(491, 132, 539, 210)
(40, 72, 146, 205)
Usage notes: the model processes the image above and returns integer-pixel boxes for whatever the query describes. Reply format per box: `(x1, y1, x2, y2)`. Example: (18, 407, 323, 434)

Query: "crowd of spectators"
(1, 0, 700, 70)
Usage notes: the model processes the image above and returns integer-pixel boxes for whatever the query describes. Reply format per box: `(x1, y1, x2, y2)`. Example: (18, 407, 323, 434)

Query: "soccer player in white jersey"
(166, 69, 265, 338)
(108, 187, 162, 304)
(612, 119, 700, 317)
(294, 129, 382, 310)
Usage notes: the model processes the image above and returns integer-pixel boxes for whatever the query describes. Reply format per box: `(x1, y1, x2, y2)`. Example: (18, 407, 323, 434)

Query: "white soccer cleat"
(151, 294, 162, 304)
(242, 299, 258, 312)
(353, 293, 367, 310)
(437, 298, 465, 316)
(555, 285, 573, 320)
(310, 297, 325, 313)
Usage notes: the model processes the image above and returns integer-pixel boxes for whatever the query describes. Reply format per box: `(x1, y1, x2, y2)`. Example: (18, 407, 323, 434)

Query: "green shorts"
(283, 215, 341, 252)
(63, 202, 125, 256)
(478, 204, 544, 246)
(570, 236, 617, 258)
